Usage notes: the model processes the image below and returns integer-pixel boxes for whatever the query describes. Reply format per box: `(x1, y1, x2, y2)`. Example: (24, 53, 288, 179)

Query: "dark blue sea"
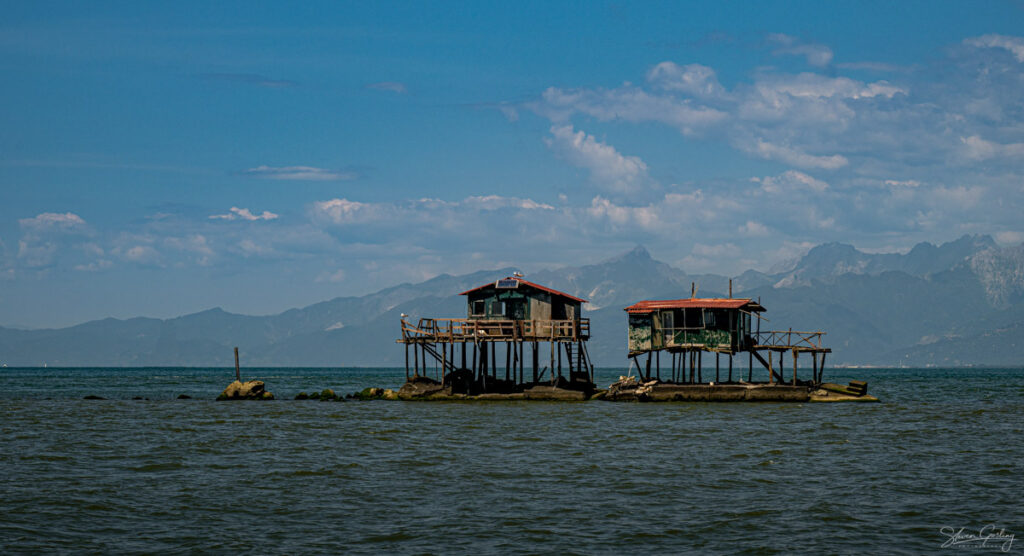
(1, 367, 1021, 554)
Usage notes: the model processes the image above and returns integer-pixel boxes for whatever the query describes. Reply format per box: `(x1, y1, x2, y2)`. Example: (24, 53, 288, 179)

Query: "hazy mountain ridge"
(2, 235, 1022, 367)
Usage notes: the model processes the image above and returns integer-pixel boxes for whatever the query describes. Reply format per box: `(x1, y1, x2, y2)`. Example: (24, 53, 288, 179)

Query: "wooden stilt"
(698, 351, 702, 383)
(405, 343, 410, 380)
(748, 352, 753, 382)
(656, 350, 660, 381)
(414, 342, 420, 378)
(645, 352, 652, 381)
(812, 351, 819, 383)
(505, 341, 511, 382)
(716, 352, 720, 383)
(729, 354, 733, 383)
(792, 349, 798, 386)
(768, 351, 774, 384)
(532, 341, 539, 383)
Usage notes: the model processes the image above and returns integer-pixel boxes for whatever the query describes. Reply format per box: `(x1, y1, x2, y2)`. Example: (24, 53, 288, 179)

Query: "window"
(493, 301, 505, 317)
(471, 300, 486, 316)
(703, 310, 716, 327)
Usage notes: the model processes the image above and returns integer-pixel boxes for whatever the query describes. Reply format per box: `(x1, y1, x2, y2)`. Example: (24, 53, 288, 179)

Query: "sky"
(2, 1, 1024, 328)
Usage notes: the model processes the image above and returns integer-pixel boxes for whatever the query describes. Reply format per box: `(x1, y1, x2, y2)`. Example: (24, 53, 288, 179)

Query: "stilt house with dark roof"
(399, 276, 594, 394)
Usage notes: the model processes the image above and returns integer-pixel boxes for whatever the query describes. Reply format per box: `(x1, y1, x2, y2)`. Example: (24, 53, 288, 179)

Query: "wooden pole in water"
(748, 351, 753, 382)
(505, 341, 511, 382)
(656, 350, 660, 381)
(812, 351, 819, 383)
(728, 354, 733, 383)
(645, 352, 652, 381)
(234, 347, 240, 381)
(405, 343, 410, 380)
(768, 351, 774, 384)
(716, 352, 720, 383)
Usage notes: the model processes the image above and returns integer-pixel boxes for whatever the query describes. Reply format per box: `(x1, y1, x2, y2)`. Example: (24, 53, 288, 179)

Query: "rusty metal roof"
(459, 277, 587, 303)
(624, 298, 764, 314)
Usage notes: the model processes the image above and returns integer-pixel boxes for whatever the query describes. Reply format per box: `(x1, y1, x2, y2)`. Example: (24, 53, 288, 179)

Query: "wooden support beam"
(698, 351, 702, 383)
(768, 351, 774, 384)
(812, 351, 819, 384)
(405, 343, 409, 380)
(656, 350, 660, 381)
(792, 348, 798, 386)
(716, 352, 720, 383)
(234, 347, 240, 381)
(505, 341, 511, 382)
(645, 352, 652, 381)
(728, 354, 733, 383)
(414, 341, 420, 378)
(532, 341, 539, 383)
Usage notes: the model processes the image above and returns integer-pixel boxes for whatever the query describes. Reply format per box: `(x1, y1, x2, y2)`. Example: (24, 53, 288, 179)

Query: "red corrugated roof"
(459, 277, 587, 303)
(624, 298, 762, 313)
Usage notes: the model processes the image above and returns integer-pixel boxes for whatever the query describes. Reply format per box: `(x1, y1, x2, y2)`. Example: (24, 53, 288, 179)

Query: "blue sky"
(2, 1, 1024, 328)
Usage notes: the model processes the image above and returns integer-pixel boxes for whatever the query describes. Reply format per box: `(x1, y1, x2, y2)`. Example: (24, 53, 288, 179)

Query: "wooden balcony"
(400, 317, 590, 344)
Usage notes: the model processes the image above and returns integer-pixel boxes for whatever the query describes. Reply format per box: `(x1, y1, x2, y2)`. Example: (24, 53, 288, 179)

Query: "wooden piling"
(234, 347, 240, 381)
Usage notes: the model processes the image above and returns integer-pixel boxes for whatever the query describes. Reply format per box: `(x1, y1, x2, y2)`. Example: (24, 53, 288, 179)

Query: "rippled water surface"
(2, 367, 1022, 554)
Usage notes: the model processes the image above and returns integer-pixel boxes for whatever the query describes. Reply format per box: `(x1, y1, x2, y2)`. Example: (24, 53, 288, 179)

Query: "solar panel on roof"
(496, 279, 519, 289)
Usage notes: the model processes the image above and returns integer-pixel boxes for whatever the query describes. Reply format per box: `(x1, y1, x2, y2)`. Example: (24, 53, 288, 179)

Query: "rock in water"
(216, 380, 275, 401)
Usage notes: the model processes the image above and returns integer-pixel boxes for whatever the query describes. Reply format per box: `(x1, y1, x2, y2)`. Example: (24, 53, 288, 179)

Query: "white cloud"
(748, 139, 848, 169)
(646, 62, 725, 98)
(243, 165, 357, 181)
(209, 207, 279, 221)
(964, 34, 1024, 62)
(536, 86, 728, 133)
(884, 179, 921, 188)
(738, 221, 771, 236)
(366, 81, 408, 94)
(960, 135, 1024, 161)
(315, 269, 347, 283)
(767, 33, 834, 67)
(19, 212, 87, 231)
(545, 124, 650, 192)
(753, 170, 830, 194)
(120, 245, 160, 264)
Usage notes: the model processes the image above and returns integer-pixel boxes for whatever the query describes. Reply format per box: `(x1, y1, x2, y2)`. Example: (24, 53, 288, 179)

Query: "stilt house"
(398, 276, 594, 393)
(623, 290, 831, 386)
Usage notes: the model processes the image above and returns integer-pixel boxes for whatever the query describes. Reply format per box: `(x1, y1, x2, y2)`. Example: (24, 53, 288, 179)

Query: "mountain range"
(2, 234, 1023, 368)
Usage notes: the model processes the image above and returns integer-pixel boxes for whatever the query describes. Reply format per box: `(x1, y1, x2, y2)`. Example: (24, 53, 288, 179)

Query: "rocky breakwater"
(216, 380, 275, 401)
(605, 376, 812, 402)
(394, 375, 595, 401)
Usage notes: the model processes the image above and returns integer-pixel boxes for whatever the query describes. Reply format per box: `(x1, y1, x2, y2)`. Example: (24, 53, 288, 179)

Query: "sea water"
(1, 367, 1021, 554)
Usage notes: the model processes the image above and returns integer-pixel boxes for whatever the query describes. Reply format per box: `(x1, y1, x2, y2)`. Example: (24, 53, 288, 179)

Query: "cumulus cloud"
(646, 62, 725, 98)
(767, 33, 834, 67)
(209, 207, 279, 221)
(19, 212, 87, 232)
(964, 34, 1024, 62)
(544, 125, 650, 192)
(243, 165, 358, 181)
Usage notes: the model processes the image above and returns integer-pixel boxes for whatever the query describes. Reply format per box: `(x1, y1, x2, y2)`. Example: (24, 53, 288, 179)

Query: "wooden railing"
(753, 329, 825, 349)
(401, 318, 590, 343)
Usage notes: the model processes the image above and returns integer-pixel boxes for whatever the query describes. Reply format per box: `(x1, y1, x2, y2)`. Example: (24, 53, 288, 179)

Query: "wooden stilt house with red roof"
(398, 276, 595, 394)
(623, 283, 832, 386)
